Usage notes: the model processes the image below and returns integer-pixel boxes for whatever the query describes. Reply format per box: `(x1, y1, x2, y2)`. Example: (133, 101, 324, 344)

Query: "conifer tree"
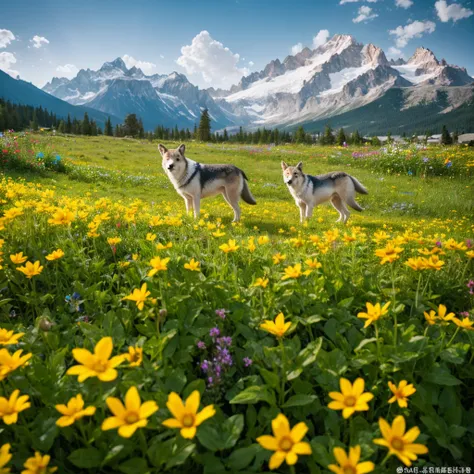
(197, 109, 211, 142)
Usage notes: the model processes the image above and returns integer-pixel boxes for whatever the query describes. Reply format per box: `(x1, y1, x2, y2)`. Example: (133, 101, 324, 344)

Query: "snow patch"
(319, 64, 373, 97)
(393, 64, 439, 84)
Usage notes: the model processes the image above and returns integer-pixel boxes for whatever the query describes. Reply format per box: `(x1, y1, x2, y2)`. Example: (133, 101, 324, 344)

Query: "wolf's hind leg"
(223, 187, 241, 222)
(331, 195, 350, 223)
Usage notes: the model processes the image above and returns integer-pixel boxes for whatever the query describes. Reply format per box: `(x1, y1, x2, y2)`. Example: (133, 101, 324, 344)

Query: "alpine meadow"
(1, 0, 474, 473)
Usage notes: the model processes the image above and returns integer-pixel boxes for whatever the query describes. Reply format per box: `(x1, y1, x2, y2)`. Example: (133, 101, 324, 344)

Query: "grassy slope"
(10, 134, 473, 236)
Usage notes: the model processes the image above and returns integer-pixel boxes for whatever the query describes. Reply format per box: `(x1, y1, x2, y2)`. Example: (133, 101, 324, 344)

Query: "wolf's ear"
(178, 144, 186, 156)
(281, 161, 288, 171)
(296, 161, 303, 171)
(158, 144, 168, 156)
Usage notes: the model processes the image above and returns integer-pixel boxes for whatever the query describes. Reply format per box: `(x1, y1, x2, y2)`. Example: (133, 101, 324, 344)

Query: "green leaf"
(222, 415, 245, 449)
(259, 368, 279, 389)
(283, 394, 317, 407)
(424, 366, 461, 386)
(310, 441, 332, 468)
(183, 379, 206, 399)
(227, 444, 261, 471)
(230, 385, 275, 405)
(354, 338, 377, 352)
(119, 458, 148, 474)
(166, 443, 196, 469)
(68, 448, 103, 468)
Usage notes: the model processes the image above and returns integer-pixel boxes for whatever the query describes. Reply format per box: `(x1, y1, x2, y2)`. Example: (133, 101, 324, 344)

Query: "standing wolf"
(281, 161, 368, 223)
(159, 144, 256, 221)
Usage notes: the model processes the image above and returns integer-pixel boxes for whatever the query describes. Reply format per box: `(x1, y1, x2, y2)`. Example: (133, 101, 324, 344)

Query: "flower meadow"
(0, 135, 473, 473)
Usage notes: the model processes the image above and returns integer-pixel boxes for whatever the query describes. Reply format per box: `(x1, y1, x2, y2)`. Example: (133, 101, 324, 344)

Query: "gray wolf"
(281, 161, 368, 223)
(159, 144, 256, 221)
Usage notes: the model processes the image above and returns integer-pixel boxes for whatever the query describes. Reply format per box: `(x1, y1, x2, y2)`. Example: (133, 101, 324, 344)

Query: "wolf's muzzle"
(286, 179, 292, 185)
(168, 164, 174, 171)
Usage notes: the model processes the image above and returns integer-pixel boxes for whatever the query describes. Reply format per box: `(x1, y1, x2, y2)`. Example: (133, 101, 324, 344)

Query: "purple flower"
(468, 280, 474, 289)
(436, 241, 442, 247)
(466, 239, 472, 248)
(243, 357, 253, 367)
(208, 377, 213, 385)
(423, 157, 429, 163)
(197, 341, 206, 350)
(217, 336, 232, 347)
(459, 311, 470, 317)
(200, 360, 210, 372)
(215, 308, 227, 319)
(210, 327, 220, 338)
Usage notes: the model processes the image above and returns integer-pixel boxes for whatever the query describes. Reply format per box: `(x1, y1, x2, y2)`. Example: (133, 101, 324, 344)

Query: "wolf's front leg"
(305, 205, 314, 219)
(298, 201, 307, 223)
(184, 196, 193, 214)
(192, 195, 201, 219)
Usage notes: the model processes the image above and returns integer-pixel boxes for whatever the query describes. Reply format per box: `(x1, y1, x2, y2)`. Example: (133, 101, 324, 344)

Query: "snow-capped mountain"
(43, 58, 233, 129)
(213, 34, 473, 128)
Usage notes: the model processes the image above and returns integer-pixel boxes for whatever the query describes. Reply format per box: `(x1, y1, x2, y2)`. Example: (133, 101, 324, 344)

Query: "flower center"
(391, 437, 405, 451)
(345, 396, 356, 407)
(182, 414, 195, 427)
(125, 412, 139, 424)
(344, 466, 357, 474)
(279, 437, 293, 452)
(93, 360, 108, 372)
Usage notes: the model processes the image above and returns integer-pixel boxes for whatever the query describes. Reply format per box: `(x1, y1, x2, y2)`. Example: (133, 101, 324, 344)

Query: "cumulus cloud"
(0, 29, 15, 49)
(340, 0, 377, 4)
(291, 42, 303, 55)
(395, 0, 413, 8)
(312, 29, 330, 49)
(122, 54, 157, 74)
(248, 61, 254, 67)
(389, 20, 436, 48)
(353, 5, 379, 23)
(435, 0, 473, 22)
(0, 51, 19, 77)
(176, 30, 248, 89)
(30, 35, 49, 49)
(56, 64, 79, 78)
(387, 46, 405, 58)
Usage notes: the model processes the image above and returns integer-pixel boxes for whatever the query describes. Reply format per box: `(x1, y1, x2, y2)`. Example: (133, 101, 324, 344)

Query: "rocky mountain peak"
(407, 47, 439, 67)
(100, 57, 128, 72)
(362, 44, 388, 66)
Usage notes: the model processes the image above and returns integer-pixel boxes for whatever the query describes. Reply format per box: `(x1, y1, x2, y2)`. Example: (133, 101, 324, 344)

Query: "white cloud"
(435, 0, 473, 22)
(160, 54, 165, 59)
(389, 20, 436, 47)
(248, 61, 254, 67)
(340, 0, 377, 4)
(0, 51, 19, 78)
(122, 54, 157, 74)
(56, 63, 79, 78)
(395, 0, 413, 8)
(291, 42, 303, 55)
(0, 29, 15, 49)
(30, 35, 49, 49)
(353, 5, 379, 23)
(312, 29, 330, 49)
(387, 46, 405, 58)
(176, 30, 249, 89)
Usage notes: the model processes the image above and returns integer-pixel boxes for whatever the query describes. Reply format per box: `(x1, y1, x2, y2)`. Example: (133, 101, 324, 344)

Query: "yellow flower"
(328, 445, 374, 474)
(424, 255, 445, 271)
(48, 208, 74, 226)
(45, 249, 64, 261)
(124, 346, 143, 366)
(0, 390, 31, 424)
(452, 317, 474, 331)
(0, 329, 24, 346)
(466, 250, 474, 259)
(55, 394, 96, 427)
(184, 258, 200, 271)
(247, 238, 256, 252)
(256, 413, 312, 470)
(252, 277, 269, 288)
(219, 239, 239, 253)
(305, 258, 322, 269)
(328, 378, 374, 419)
(162, 390, 215, 439)
(281, 263, 311, 280)
(156, 241, 172, 250)
(148, 257, 170, 277)
(107, 237, 122, 246)
(22, 452, 57, 474)
(16, 261, 43, 279)
(102, 386, 158, 438)
(258, 235, 270, 245)
(375, 243, 403, 264)
(0, 349, 32, 381)
(0, 443, 12, 473)
(373, 416, 428, 466)
(10, 252, 28, 264)
(146, 232, 157, 242)
(444, 238, 467, 251)
(66, 337, 125, 382)
(404, 257, 426, 271)
(357, 302, 390, 328)
(388, 381, 416, 408)
(272, 253, 286, 264)
(260, 313, 291, 338)
(122, 283, 151, 311)
(424, 304, 454, 326)
(212, 230, 226, 237)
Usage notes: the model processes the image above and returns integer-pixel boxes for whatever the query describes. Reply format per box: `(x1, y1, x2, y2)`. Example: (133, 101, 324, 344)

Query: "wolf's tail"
(240, 172, 257, 205)
(350, 176, 368, 195)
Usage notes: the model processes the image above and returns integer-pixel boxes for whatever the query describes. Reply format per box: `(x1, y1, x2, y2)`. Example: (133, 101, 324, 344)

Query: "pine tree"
(336, 128, 346, 146)
(197, 109, 211, 142)
(105, 117, 113, 136)
(223, 129, 229, 141)
(321, 125, 335, 145)
(441, 125, 452, 145)
(82, 112, 91, 135)
(57, 120, 65, 133)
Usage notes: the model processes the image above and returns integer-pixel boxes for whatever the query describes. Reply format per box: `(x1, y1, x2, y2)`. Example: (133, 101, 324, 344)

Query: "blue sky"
(1, 0, 473, 88)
